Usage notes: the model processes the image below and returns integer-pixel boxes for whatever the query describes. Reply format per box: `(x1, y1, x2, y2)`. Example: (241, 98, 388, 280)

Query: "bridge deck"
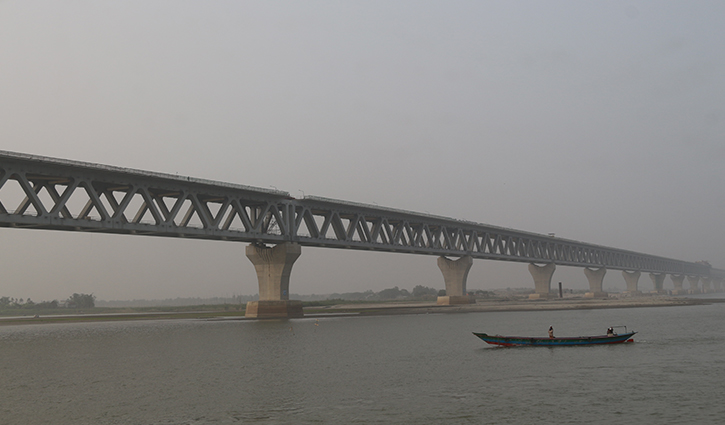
(0, 150, 720, 278)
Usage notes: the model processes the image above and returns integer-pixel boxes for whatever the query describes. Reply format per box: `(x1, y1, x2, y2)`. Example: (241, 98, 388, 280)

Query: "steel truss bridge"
(1, 150, 721, 279)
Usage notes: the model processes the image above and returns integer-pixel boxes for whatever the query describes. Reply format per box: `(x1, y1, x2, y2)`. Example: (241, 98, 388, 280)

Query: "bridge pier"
(701, 277, 712, 293)
(584, 267, 609, 298)
(687, 276, 700, 294)
(584, 267, 608, 298)
(649, 273, 667, 294)
(670, 274, 687, 295)
(622, 270, 641, 295)
(528, 263, 555, 299)
(244, 242, 303, 318)
(436, 256, 475, 305)
(713, 278, 723, 292)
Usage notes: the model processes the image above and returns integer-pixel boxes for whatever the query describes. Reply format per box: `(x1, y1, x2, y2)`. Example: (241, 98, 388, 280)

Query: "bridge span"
(1, 150, 722, 317)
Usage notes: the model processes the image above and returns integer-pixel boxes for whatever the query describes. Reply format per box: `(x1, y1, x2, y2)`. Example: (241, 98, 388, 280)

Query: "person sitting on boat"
(548, 326, 554, 338)
(607, 327, 615, 336)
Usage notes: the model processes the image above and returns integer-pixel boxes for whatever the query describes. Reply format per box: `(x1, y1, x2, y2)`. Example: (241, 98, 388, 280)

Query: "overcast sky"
(1, 1, 724, 301)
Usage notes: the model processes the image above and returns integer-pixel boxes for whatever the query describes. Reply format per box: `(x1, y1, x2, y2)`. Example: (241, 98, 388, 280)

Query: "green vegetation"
(66, 293, 95, 309)
(1, 296, 59, 312)
(0, 293, 97, 313)
(323, 285, 441, 301)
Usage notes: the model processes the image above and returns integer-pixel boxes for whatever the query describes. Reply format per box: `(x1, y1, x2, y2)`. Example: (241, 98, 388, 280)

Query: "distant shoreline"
(315, 295, 713, 317)
(0, 296, 716, 326)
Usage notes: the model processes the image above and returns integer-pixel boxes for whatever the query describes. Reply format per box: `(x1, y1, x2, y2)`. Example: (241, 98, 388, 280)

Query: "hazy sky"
(1, 1, 724, 301)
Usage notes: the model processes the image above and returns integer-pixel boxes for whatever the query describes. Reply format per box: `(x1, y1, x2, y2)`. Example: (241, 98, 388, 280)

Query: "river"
(2, 300, 725, 424)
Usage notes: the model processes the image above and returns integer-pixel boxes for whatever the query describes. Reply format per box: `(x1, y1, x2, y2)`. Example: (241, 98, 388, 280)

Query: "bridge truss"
(0, 150, 720, 278)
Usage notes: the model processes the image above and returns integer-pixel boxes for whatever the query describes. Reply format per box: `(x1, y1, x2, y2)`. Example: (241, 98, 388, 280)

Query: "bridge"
(1, 150, 722, 317)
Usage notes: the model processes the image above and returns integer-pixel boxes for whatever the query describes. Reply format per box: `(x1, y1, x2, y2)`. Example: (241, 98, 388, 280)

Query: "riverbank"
(310, 295, 711, 317)
(0, 295, 714, 325)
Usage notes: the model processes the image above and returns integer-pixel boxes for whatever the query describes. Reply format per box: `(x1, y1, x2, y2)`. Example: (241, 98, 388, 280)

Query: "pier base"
(437, 296, 475, 305)
(245, 300, 304, 319)
(584, 292, 609, 298)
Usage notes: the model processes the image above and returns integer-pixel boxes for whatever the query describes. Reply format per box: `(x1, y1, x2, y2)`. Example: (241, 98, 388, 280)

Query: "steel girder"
(294, 197, 712, 276)
(0, 150, 719, 278)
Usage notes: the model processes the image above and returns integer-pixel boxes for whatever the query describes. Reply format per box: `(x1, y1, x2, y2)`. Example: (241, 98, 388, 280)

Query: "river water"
(2, 301, 725, 424)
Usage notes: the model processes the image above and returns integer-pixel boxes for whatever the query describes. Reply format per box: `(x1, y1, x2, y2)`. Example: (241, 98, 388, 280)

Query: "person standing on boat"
(607, 327, 615, 336)
(548, 326, 554, 338)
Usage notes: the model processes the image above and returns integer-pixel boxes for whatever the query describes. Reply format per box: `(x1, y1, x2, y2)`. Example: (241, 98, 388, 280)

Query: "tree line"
(325, 285, 443, 301)
(0, 293, 96, 310)
(324, 286, 496, 301)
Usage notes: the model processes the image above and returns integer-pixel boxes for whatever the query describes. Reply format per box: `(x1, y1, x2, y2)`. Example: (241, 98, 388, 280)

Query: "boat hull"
(473, 332, 636, 347)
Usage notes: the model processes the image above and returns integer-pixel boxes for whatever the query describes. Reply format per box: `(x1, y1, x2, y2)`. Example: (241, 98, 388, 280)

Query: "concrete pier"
(622, 270, 641, 295)
(670, 274, 687, 295)
(436, 255, 475, 305)
(649, 273, 667, 294)
(245, 242, 303, 318)
(584, 267, 608, 298)
(713, 278, 723, 292)
(687, 276, 700, 294)
(701, 277, 712, 293)
(528, 263, 556, 299)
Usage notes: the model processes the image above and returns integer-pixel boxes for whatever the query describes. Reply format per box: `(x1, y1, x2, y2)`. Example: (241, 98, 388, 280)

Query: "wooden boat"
(473, 329, 636, 347)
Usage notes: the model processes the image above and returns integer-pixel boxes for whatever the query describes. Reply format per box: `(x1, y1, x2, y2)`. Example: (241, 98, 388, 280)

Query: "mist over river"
(2, 301, 725, 424)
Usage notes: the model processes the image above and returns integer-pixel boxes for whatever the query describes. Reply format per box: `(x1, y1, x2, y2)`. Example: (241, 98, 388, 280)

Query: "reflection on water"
(2, 304, 725, 424)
